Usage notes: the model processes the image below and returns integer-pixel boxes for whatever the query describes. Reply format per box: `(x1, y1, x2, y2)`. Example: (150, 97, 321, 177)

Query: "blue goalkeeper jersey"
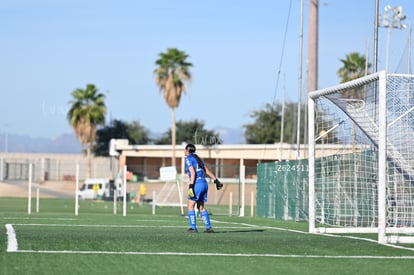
(185, 153, 206, 181)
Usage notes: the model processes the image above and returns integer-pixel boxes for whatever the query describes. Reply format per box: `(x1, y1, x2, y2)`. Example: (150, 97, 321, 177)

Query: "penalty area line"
(9, 250, 414, 259)
(211, 220, 414, 252)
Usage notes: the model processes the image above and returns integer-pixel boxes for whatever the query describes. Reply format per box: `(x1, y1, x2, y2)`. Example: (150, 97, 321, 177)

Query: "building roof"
(114, 139, 308, 161)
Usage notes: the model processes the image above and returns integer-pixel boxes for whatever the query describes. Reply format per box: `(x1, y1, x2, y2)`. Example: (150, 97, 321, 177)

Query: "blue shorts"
(188, 179, 208, 202)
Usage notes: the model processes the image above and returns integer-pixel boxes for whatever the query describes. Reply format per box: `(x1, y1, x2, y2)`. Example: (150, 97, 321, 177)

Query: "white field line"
(10, 250, 414, 259)
(4, 223, 249, 232)
(3, 217, 77, 221)
(6, 221, 414, 257)
(5, 224, 18, 252)
(3, 217, 185, 224)
(11, 223, 248, 229)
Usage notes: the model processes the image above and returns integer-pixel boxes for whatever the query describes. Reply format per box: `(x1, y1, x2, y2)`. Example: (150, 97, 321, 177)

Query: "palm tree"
(337, 52, 370, 82)
(337, 52, 371, 152)
(337, 52, 371, 99)
(154, 48, 193, 167)
(67, 84, 106, 178)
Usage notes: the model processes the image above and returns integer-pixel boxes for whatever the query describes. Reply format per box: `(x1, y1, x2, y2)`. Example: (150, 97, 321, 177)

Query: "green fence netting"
(256, 159, 309, 221)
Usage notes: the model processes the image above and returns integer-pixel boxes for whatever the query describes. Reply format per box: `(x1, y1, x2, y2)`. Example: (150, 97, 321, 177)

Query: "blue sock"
(201, 210, 211, 229)
(188, 210, 196, 229)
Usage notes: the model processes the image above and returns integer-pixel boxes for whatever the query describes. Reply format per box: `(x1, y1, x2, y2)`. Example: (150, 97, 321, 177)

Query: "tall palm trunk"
(87, 144, 92, 178)
(154, 48, 192, 163)
(171, 108, 176, 167)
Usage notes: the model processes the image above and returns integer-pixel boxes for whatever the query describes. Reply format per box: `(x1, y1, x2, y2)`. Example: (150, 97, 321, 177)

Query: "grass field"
(1, 198, 414, 275)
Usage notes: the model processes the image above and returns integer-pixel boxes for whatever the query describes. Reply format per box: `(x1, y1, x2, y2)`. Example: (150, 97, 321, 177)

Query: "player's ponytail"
(193, 154, 206, 173)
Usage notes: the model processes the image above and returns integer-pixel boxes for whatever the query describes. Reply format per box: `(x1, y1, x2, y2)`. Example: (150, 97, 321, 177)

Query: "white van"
(78, 178, 123, 200)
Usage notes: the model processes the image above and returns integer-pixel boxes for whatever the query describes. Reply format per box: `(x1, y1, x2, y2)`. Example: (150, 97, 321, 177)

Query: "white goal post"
(308, 71, 414, 244)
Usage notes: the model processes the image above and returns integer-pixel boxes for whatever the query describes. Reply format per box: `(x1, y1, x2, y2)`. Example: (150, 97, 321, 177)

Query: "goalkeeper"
(184, 143, 223, 233)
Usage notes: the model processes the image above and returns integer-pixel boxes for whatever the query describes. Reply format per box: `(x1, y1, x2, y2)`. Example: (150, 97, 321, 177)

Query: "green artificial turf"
(1, 198, 414, 275)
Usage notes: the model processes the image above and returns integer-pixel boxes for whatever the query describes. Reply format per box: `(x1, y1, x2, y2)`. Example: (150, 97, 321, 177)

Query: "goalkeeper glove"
(214, 179, 223, 190)
(188, 184, 195, 198)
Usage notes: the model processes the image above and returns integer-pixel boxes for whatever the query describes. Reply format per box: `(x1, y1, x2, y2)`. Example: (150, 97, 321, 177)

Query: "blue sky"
(1, 0, 413, 140)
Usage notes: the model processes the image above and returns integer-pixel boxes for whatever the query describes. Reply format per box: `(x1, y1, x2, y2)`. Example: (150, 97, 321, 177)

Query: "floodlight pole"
(380, 5, 407, 72)
(307, 0, 318, 92)
(373, 0, 379, 73)
(385, 27, 392, 72)
(409, 19, 412, 74)
(304, 0, 318, 160)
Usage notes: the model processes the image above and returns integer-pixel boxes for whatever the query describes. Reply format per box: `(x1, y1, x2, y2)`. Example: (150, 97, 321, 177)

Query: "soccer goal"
(308, 71, 414, 244)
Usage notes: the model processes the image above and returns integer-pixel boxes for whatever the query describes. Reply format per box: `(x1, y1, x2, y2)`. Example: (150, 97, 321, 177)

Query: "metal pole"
(239, 164, 245, 217)
(75, 164, 79, 216)
(36, 188, 39, 213)
(27, 164, 32, 215)
(296, 0, 304, 159)
(385, 27, 391, 72)
(381, 6, 407, 73)
(373, 0, 379, 73)
(409, 19, 412, 74)
(279, 75, 285, 159)
(123, 165, 127, 217)
(307, 0, 318, 92)
(229, 192, 233, 216)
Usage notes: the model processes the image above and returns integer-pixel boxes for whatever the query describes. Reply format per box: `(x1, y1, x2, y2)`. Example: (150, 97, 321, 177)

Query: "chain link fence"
(0, 154, 118, 182)
(0, 154, 258, 215)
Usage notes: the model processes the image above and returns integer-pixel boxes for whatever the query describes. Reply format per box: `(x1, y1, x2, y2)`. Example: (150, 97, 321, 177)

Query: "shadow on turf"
(212, 229, 265, 234)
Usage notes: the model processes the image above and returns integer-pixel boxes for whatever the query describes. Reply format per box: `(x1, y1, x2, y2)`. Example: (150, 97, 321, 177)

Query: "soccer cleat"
(203, 228, 214, 233)
(187, 228, 198, 233)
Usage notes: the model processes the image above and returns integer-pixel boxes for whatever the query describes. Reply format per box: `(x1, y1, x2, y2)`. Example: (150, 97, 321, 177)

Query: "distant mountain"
(46, 133, 81, 153)
(0, 133, 81, 154)
(0, 127, 245, 154)
(216, 127, 245, 144)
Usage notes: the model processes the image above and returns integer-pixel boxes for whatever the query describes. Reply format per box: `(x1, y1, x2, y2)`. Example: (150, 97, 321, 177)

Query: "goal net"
(308, 71, 414, 244)
(155, 167, 185, 215)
